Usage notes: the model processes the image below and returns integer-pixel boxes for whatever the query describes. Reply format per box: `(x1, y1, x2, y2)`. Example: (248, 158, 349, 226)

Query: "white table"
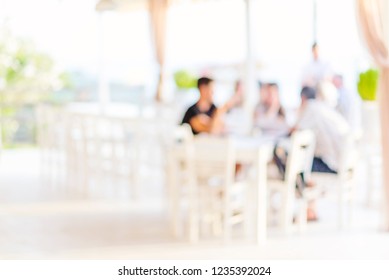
(168, 135, 274, 245)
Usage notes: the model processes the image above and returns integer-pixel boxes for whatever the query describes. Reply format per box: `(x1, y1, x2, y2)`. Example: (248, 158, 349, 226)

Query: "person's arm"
(209, 109, 225, 134)
(189, 114, 213, 134)
(202, 96, 240, 134)
(189, 109, 227, 135)
(210, 95, 239, 134)
(218, 94, 239, 115)
(189, 94, 240, 135)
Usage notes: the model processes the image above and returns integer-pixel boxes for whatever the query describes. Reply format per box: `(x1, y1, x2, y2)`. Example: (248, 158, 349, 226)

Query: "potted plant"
(173, 70, 197, 90)
(358, 68, 378, 101)
(173, 70, 198, 108)
(357, 68, 380, 143)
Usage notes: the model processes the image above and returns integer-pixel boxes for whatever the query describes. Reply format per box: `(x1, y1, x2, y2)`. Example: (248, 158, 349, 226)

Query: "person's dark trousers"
(273, 148, 337, 196)
(312, 157, 337, 174)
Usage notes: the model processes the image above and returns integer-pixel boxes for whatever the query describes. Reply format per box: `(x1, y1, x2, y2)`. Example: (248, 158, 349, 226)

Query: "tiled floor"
(0, 149, 388, 259)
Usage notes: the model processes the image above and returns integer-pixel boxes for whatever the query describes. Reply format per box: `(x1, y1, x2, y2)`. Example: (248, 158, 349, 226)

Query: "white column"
(97, 13, 110, 115)
(313, 0, 318, 42)
(381, 0, 389, 231)
(243, 0, 257, 125)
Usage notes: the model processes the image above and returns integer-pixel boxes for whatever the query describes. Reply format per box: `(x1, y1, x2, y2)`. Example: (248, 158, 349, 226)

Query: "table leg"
(167, 152, 180, 238)
(256, 146, 269, 245)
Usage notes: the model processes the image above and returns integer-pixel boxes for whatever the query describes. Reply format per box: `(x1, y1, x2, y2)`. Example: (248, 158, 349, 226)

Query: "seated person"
(182, 77, 237, 135)
(253, 82, 289, 136)
(294, 86, 350, 173)
(274, 86, 350, 221)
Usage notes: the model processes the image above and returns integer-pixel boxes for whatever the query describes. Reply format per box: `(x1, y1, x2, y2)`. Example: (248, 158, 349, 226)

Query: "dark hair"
(197, 77, 213, 89)
(301, 86, 316, 100)
(312, 42, 318, 49)
(259, 82, 278, 90)
(268, 82, 279, 90)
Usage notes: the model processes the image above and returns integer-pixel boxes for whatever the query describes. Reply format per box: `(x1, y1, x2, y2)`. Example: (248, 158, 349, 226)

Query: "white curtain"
(356, 0, 389, 229)
(148, 0, 169, 102)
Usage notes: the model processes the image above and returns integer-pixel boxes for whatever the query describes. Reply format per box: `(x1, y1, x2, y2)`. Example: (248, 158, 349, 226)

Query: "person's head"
(300, 86, 316, 104)
(332, 74, 344, 89)
(268, 83, 279, 94)
(260, 82, 280, 106)
(267, 82, 280, 104)
(197, 77, 214, 103)
(312, 42, 319, 61)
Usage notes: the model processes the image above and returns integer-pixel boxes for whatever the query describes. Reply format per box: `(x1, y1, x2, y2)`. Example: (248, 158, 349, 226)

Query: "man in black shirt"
(182, 77, 237, 135)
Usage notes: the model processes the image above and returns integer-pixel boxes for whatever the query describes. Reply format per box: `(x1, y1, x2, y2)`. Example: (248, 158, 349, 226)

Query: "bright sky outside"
(0, 0, 369, 106)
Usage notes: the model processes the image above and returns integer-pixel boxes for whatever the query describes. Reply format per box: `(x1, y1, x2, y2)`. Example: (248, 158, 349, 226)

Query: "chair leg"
(212, 213, 223, 237)
(298, 199, 308, 233)
(347, 194, 353, 227)
(347, 181, 356, 228)
(280, 189, 294, 234)
(170, 187, 180, 239)
(243, 189, 250, 238)
(188, 188, 199, 243)
(338, 182, 344, 230)
(223, 192, 232, 243)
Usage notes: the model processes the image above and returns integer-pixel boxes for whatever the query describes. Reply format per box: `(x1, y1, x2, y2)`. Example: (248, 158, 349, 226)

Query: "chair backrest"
(174, 123, 194, 144)
(192, 136, 236, 188)
(285, 130, 316, 187)
(171, 123, 194, 160)
(338, 132, 359, 179)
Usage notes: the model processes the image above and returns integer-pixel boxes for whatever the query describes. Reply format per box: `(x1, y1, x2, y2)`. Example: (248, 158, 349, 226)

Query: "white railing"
(36, 103, 177, 199)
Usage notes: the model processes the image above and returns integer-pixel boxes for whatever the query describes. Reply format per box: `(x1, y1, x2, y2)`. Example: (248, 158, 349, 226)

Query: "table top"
(232, 134, 279, 149)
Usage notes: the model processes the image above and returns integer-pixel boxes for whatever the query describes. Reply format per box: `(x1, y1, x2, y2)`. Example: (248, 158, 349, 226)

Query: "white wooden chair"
(167, 124, 195, 239)
(191, 136, 249, 242)
(168, 131, 250, 242)
(268, 130, 316, 233)
(311, 132, 359, 229)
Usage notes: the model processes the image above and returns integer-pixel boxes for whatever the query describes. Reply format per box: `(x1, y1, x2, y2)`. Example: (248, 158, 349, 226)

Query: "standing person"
(302, 42, 333, 87)
(333, 74, 361, 131)
(181, 77, 237, 135)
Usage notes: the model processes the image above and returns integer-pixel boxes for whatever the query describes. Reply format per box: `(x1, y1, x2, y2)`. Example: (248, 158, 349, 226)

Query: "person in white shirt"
(294, 86, 351, 173)
(316, 81, 339, 108)
(282, 86, 350, 221)
(302, 43, 333, 88)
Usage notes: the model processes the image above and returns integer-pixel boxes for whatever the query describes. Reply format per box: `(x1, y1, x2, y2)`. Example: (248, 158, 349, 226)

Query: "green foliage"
(357, 68, 379, 101)
(0, 28, 73, 146)
(173, 70, 197, 90)
(0, 37, 58, 104)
